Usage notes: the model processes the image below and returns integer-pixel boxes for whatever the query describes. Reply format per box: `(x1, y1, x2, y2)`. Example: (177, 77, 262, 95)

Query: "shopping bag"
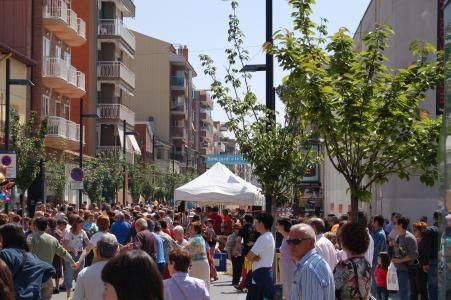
(387, 262, 399, 291)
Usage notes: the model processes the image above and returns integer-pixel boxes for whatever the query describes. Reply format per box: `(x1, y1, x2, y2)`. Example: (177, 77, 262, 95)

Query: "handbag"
(386, 262, 399, 291)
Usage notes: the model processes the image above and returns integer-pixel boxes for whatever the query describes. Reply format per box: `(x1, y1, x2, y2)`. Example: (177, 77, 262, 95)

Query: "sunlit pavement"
(52, 272, 247, 300)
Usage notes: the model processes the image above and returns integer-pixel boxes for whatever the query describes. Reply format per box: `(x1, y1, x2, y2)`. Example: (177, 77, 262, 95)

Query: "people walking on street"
(0, 223, 55, 300)
(62, 215, 90, 299)
(30, 217, 76, 300)
(334, 222, 372, 300)
(288, 223, 335, 300)
(101, 249, 164, 300)
(421, 211, 440, 300)
(164, 248, 210, 300)
(173, 225, 189, 248)
(245, 212, 275, 300)
(73, 235, 119, 300)
(226, 222, 243, 288)
(110, 212, 131, 245)
(391, 215, 418, 300)
(308, 217, 338, 271)
(412, 221, 429, 300)
(371, 215, 387, 296)
(277, 217, 296, 299)
(185, 221, 211, 291)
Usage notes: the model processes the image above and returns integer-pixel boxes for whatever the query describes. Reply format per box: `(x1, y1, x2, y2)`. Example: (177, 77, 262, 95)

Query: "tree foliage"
(10, 110, 46, 195)
(200, 0, 316, 207)
(45, 156, 66, 204)
(271, 0, 443, 219)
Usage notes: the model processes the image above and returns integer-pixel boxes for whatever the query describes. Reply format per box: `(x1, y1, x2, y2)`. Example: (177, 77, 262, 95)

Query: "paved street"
(52, 272, 247, 300)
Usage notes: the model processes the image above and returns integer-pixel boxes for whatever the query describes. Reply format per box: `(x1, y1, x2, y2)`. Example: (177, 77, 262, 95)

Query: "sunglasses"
(286, 237, 312, 245)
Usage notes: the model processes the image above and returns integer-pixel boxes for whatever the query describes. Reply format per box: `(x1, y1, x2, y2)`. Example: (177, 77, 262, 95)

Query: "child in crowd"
(374, 252, 390, 300)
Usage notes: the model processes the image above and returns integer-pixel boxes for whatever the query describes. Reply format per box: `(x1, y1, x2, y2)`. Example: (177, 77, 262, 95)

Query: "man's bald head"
(135, 218, 148, 232)
(288, 223, 316, 262)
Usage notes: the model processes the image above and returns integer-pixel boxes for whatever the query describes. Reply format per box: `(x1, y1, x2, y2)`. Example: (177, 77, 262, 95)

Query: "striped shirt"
(289, 249, 335, 300)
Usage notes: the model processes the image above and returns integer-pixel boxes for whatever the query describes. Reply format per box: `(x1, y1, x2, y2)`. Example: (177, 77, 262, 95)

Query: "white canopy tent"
(174, 162, 264, 206)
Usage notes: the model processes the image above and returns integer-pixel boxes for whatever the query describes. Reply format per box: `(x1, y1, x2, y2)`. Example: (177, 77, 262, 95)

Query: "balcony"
(96, 146, 134, 163)
(170, 126, 187, 141)
(42, 57, 86, 98)
(170, 76, 186, 90)
(45, 116, 84, 150)
(97, 104, 135, 126)
(102, 0, 135, 18)
(98, 61, 135, 90)
(99, 19, 136, 54)
(43, 1, 86, 46)
(170, 99, 186, 116)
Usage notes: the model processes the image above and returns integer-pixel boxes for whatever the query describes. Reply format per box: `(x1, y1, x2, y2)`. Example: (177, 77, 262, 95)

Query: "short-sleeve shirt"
(238, 223, 259, 256)
(394, 231, 418, 271)
(334, 256, 371, 300)
(250, 231, 275, 271)
(65, 230, 89, 252)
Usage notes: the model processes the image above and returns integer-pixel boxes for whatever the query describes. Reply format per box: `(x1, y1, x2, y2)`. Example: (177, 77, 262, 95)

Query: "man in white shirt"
(246, 212, 275, 300)
(72, 235, 119, 300)
(308, 218, 338, 271)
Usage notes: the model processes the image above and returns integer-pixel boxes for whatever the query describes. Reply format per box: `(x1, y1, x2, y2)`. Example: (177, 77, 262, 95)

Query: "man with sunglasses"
(288, 224, 335, 300)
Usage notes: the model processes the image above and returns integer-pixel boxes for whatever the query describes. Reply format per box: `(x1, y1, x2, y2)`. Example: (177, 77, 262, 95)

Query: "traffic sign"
(0, 151, 16, 179)
(70, 181, 84, 190)
(70, 168, 84, 181)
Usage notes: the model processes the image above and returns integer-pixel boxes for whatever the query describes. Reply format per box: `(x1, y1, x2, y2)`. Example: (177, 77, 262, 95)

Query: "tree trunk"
(350, 192, 359, 223)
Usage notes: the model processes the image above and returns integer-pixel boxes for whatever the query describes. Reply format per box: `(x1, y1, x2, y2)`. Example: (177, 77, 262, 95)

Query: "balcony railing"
(67, 65, 77, 87)
(170, 101, 186, 112)
(42, 57, 68, 81)
(170, 76, 185, 88)
(97, 104, 135, 126)
(97, 61, 135, 88)
(67, 9, 78, 33)
(170, 126, 187, 140)
(43, 0, 68, 24)
(46, 116, 81, 142)
(76, 72, 85, 91)
(98, 19, 136, 52)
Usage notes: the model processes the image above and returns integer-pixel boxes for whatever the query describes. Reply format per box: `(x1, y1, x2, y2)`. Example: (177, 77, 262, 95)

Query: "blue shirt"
(371, 228, 387, 267)
(289, 249, 335, 300)
(153, 233, 165, 263)
(110, 220, 131, 245)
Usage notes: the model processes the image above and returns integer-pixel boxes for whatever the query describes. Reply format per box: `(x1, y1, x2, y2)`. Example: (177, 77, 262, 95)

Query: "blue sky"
(125, 0, 371, 123)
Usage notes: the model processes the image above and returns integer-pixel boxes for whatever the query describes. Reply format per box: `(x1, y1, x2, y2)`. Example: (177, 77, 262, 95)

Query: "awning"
(128, 135, 141, 154)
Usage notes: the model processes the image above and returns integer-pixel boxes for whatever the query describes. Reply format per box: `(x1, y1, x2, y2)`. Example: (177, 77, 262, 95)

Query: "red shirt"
(223, 215, 233, 235)
(210, 212, 223, 235)
(374, 265, 388, 288)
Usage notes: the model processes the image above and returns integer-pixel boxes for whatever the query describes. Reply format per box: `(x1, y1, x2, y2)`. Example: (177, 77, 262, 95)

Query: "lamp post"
(238, 0, 274, 213)
(78, 98, 98, 209)
(122, 119, 136, 206)
(4, 58, 34, 213)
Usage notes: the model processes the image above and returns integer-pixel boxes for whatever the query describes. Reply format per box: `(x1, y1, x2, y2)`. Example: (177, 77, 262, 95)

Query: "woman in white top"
(74, 215, 117, 268)
(63, 214, 90, 299)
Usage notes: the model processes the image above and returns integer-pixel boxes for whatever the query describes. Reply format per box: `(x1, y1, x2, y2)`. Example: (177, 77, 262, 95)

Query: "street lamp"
(122, 119, 136, 206)
(78, 97, 99, 209)
(4, 58, 34, 213)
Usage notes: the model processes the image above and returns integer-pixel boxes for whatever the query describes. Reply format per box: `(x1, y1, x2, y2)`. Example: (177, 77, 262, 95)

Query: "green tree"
(142, 164, 158, 203)
(10, 110, 47, 204)
(45, 156, 66, 204)
(83, 157, 105, 205)
(128, 156, 146, 203)
(271, 0, 443, 220)
(200, 0, 316, 209)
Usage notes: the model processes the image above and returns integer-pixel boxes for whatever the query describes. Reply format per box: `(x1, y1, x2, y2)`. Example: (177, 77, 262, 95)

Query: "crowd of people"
(0, 201, 442, 300)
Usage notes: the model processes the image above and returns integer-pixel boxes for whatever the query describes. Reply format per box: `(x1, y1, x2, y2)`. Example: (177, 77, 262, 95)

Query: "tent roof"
(174, 163, 264, 206)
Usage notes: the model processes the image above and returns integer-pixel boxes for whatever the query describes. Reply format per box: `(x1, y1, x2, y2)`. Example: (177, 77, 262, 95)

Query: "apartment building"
(196, 90, 214, 172)
(131, 32, 198, 173)
(323, 0, 443, 221)
(96, 0, 138, 166)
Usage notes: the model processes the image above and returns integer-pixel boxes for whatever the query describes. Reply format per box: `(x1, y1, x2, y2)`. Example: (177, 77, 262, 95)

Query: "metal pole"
(78, 98, 83, 209)
(123, 119, 126, 206)
(4, 58, 10, 213)
(265, 0, 274, 213)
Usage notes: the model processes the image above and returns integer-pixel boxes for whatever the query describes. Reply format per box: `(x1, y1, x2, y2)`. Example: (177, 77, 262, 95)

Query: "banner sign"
(206, 154, 248, 165)
(0, 151, 16, 179)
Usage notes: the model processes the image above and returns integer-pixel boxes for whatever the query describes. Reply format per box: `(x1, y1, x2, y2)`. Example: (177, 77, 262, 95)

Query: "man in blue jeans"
(391, 215, 418, 300)
(421, 211, 441, 300)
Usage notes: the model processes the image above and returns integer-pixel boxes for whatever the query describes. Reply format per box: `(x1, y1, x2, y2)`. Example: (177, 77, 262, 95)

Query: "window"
(42, 95, 50, 117)
(55, 99, 62, 117)
(64, 104, 70, 120)
(43, 37, 50, 57)
(156, 149, 163, 160)
(56, 44, 62, 59)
